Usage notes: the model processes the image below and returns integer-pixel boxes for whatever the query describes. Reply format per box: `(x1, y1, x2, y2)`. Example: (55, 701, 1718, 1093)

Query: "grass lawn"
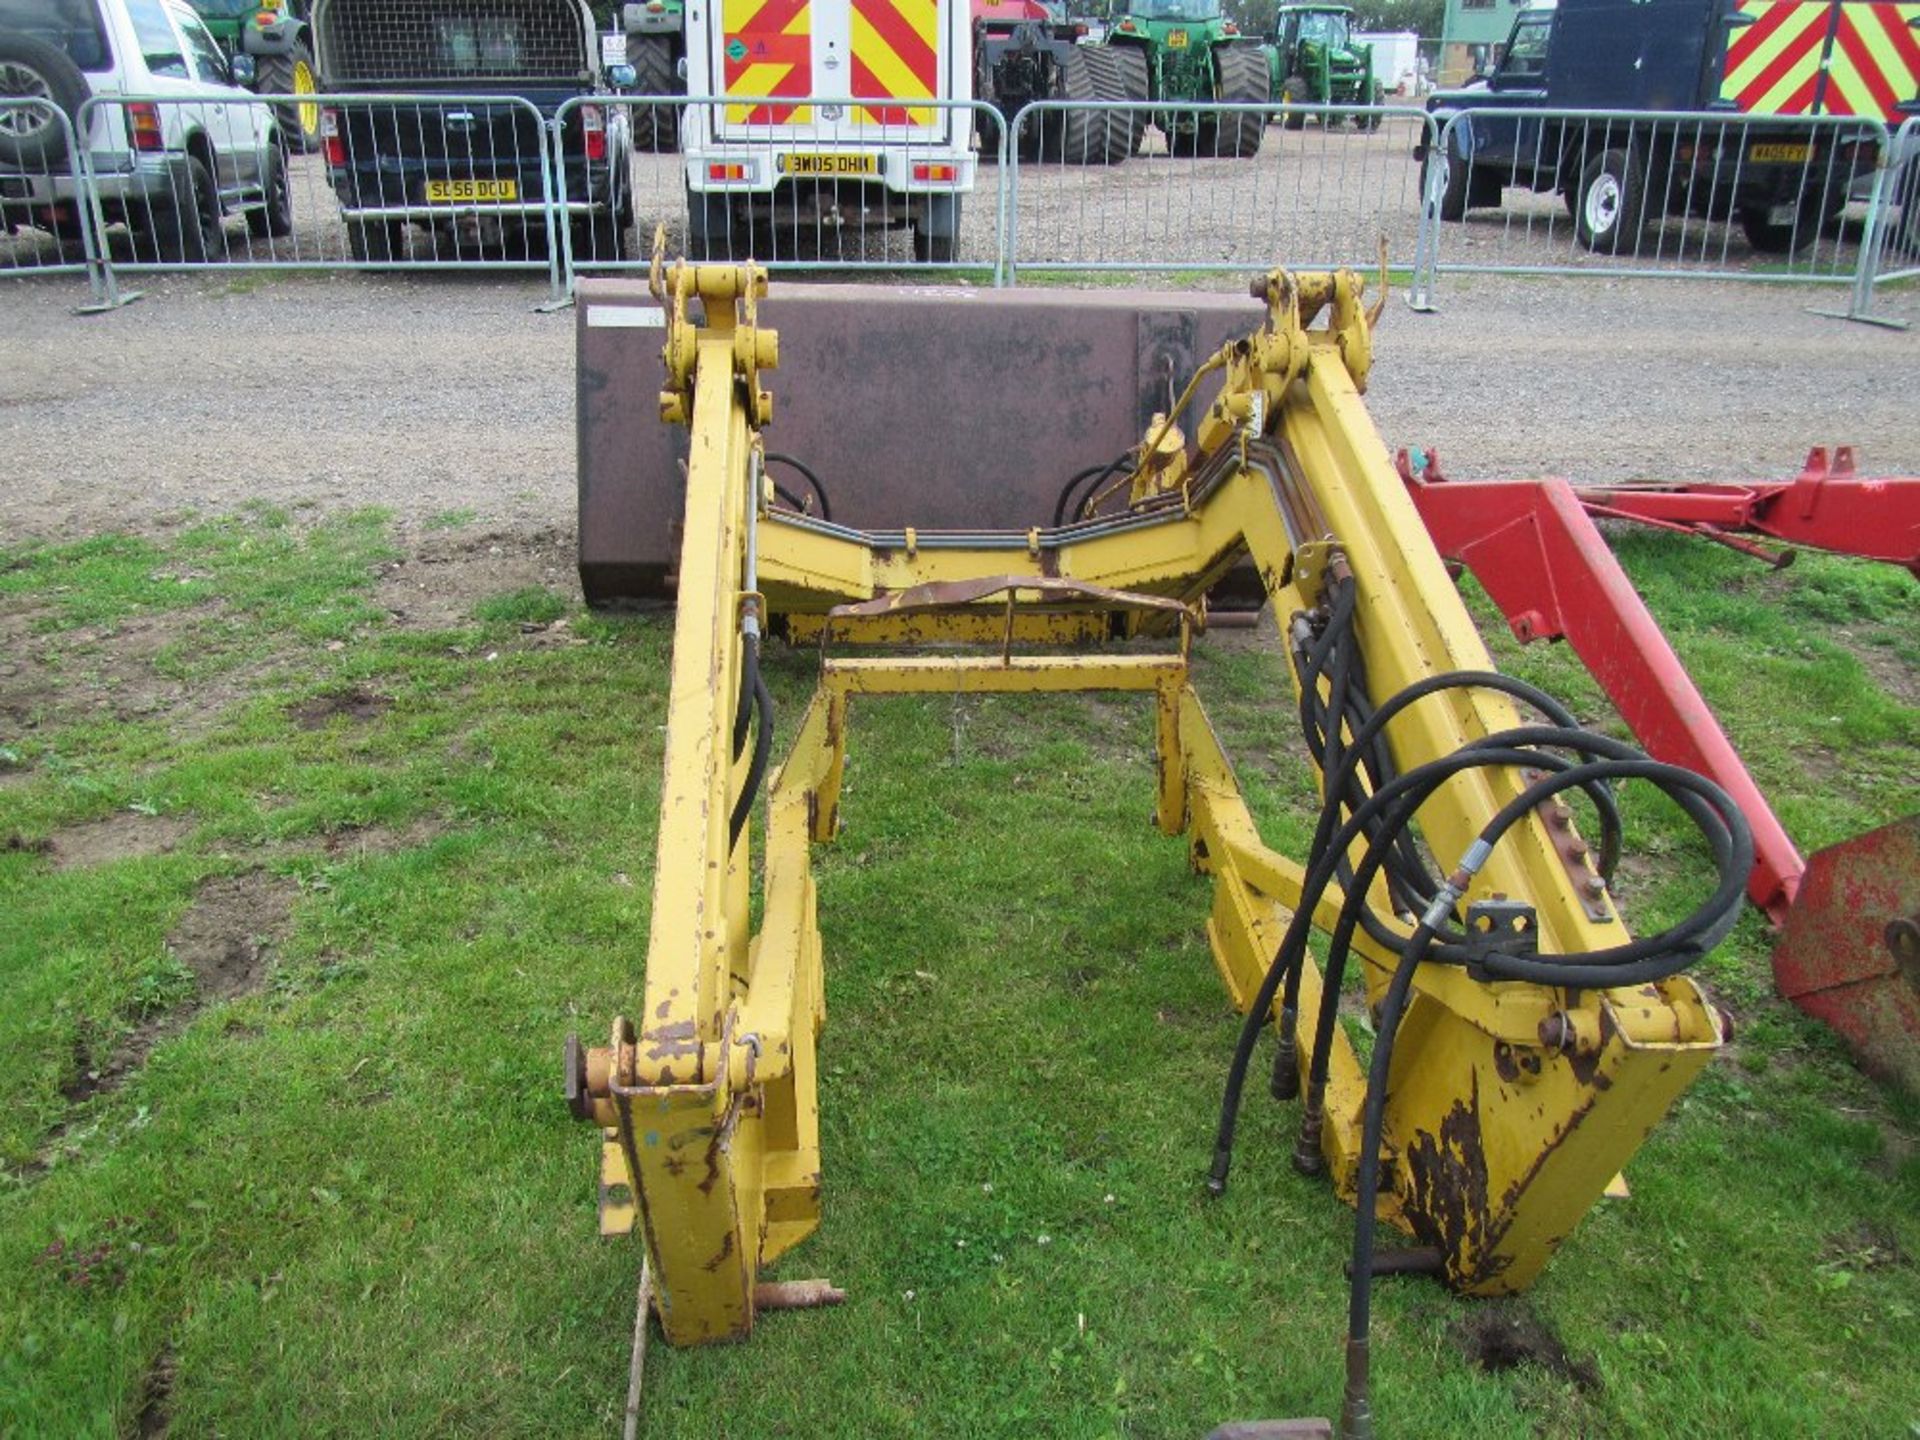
(0, 509, 1915, 1438)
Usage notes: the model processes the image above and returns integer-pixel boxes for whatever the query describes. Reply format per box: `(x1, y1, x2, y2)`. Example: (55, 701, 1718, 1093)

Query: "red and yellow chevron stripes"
(723, 0, 814, 125)
(1826, 1, 1920, 119)
(850, 0, 941, 126)
(1721, 0, 1920, 121)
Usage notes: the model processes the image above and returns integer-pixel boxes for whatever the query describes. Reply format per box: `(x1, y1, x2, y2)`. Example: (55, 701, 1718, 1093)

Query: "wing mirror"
(229, 53, 256, 85)
(608, 62, 637, 87)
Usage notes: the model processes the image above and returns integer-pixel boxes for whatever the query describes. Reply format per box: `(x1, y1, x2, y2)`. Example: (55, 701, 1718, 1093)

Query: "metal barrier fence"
(0, 98, 100, 286)
(3, 92, 1912, 324)
(1005, 100, 1436, 281)
(1413, 108, 1896, 316)
(70, 92, 565, 298)
(549, 96, 1008, 281)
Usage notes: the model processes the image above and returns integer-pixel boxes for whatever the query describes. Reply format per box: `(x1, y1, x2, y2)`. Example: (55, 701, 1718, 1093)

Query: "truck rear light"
(582, 104, 607, 162)
(322, 108, 344, 167)
(125, 102, 164, 154)
(912, 162, 956, 182)
(709, 162, 747, 181)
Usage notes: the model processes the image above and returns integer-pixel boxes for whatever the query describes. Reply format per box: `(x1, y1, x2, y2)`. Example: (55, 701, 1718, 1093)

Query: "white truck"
(679, 0, 975, 260)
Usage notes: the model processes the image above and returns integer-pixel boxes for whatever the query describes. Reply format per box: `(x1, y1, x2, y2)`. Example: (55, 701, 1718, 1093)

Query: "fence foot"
(534, 293, 577, 314)
(1805, 305, 1909, 332)
(73, 288, 144, 315)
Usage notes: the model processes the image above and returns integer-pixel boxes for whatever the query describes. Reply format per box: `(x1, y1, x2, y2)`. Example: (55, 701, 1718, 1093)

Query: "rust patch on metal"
(702, 1229, 736, 1272)
(1401, 1071, 1511, 1287)
(643, 1019, 702, 1066)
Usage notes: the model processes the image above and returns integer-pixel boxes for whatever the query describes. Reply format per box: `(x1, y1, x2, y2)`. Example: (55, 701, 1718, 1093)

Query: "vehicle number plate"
(426, 178, 519, 203)
(1167, 28, 1189, 46)
(1748, 143, 1810, 163)
(781, 152, 880, 177)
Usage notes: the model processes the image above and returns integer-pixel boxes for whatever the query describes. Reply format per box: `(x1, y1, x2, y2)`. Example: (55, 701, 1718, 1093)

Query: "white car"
(0, 0, 290, 260)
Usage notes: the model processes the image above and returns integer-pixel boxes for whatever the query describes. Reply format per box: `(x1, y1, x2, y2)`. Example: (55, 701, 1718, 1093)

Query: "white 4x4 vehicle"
(0, 0, 291, 259)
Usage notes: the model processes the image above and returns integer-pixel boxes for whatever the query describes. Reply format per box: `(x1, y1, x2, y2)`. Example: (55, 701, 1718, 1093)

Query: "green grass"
(0, 514, 1915, 1438)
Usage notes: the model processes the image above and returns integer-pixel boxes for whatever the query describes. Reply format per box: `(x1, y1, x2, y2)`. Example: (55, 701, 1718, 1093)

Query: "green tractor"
(1265, 3, 1380, 130)
(1103, 0, 1268, 158)
(186, 0, 322, 152)
(619, 0, 686, 151)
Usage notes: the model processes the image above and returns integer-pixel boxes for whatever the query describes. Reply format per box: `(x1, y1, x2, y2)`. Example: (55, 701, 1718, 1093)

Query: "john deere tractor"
(1266, 2, 1379, 130)
(1103, 0, 1267, 158)
(186, 0, 321, 151)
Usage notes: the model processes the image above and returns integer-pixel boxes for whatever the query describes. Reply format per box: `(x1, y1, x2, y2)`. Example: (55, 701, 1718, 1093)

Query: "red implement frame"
(1582, 446, 1920, 578)
(1400, 452, 1919, 1093)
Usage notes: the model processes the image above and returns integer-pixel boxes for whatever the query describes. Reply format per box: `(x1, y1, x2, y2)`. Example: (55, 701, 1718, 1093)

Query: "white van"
(678, 0, 974, 259)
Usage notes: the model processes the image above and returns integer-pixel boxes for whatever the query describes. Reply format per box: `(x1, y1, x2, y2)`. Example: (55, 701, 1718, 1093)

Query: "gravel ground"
(1, 264, 1915, 559)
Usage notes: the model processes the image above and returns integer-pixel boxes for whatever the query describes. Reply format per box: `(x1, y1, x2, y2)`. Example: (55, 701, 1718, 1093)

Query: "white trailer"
(681, 0, 975, 259)
(1357, 30, 1421, 95)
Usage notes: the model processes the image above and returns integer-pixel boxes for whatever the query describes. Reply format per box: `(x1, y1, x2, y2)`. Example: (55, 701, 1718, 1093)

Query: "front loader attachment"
(568, 254, 1752, 1435)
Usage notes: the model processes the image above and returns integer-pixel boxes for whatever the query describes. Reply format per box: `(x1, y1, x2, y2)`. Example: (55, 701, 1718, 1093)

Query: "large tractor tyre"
(1361, 79, 1384, 131)
(631, 34, 682, 153)
(1736, 188, 1838, 256)
(140, 154, 225, 264)
(1279, 73, 1310, 131)
(1208, 44, 1267, 158)
(1573, 145, 1646, 253)
(1057, 44, 1139, 165)
(253, 43, 322, 154)
(1110, 43, 1150, 155)
(0, 31, 89, 167)
(246, 143, 295, 239)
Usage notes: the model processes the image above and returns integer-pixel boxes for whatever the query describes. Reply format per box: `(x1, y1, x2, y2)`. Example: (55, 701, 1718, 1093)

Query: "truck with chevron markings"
(681, 0, 977, 258)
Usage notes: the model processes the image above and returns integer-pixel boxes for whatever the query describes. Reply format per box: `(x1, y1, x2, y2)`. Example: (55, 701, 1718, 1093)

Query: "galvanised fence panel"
(1005, 101, 1440, 282)
(1416, 107, 1894, 291)
(71, 92, 565, 296)
(0, 98, 101, 284)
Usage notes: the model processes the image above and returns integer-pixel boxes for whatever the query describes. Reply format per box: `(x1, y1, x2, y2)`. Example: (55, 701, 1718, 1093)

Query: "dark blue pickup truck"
(311, 0, 637, 262)
(1413, 0, 1919, 255)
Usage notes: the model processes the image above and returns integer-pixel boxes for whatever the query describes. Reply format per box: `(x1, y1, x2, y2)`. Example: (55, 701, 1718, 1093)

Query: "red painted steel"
(1772, 816, 1920, 1094)
(1581, 447, 1920, 578)
(1399, 457, 1806, 925)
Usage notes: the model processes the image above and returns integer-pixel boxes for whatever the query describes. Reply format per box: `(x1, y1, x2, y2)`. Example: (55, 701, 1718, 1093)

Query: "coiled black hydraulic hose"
(765, 452, 832, 522)
(1198, 570, 1751, 1440)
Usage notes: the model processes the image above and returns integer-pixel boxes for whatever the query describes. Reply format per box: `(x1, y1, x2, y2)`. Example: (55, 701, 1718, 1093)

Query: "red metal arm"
(1401, 463, 1806, 926)
(1582, 447, 1920, 578)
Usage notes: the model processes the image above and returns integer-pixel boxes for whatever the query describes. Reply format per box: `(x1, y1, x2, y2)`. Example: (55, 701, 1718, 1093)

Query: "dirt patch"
(375, 522, 578, 632)
(0, 599, 253, 739)
(49, 813, 193, 870)
(1451, 1302, 1601, 1392)
(5, 833, 55, 855)
(1821, 1219, 1910, 1273)
(54, 871, 297, 1120)
(1834, 627, 1920, 711)
(168, 872, 296, 1004)
(317, 815, 444, 859)
(289, 686, 392, 730)
(135, 1342, 175, 1439)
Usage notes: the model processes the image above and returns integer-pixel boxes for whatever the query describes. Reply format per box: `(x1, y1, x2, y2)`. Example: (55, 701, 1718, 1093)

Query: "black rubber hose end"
(1206, 1147, 1233, 1198)
(1293, 1107, 1327, 1177)
(1269, 1029, 1299, 1102)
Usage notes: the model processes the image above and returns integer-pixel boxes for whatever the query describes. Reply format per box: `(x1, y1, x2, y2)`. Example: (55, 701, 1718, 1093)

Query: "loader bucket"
(1771, 815, 1920, 1094)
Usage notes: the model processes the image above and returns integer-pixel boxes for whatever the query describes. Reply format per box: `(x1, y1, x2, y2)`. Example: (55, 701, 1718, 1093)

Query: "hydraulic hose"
(1052, 453, 1133, 529)
(765, 452, 832, 522)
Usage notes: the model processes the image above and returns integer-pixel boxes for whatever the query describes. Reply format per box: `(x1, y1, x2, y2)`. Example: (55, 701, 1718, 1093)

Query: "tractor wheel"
(1111, 43, 1151, 156)
(1361, 80, 1384, 131)
(1207, 44, 1267, 158)
(1055, 45, 1141, 165)
(1280, 73, 1310, 131)
(631, 34, 682, 153)
(253, 43, 322, 154)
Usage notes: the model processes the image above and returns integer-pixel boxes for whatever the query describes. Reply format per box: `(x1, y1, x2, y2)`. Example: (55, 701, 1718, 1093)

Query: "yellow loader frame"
(565, 257, 1726, 1356)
